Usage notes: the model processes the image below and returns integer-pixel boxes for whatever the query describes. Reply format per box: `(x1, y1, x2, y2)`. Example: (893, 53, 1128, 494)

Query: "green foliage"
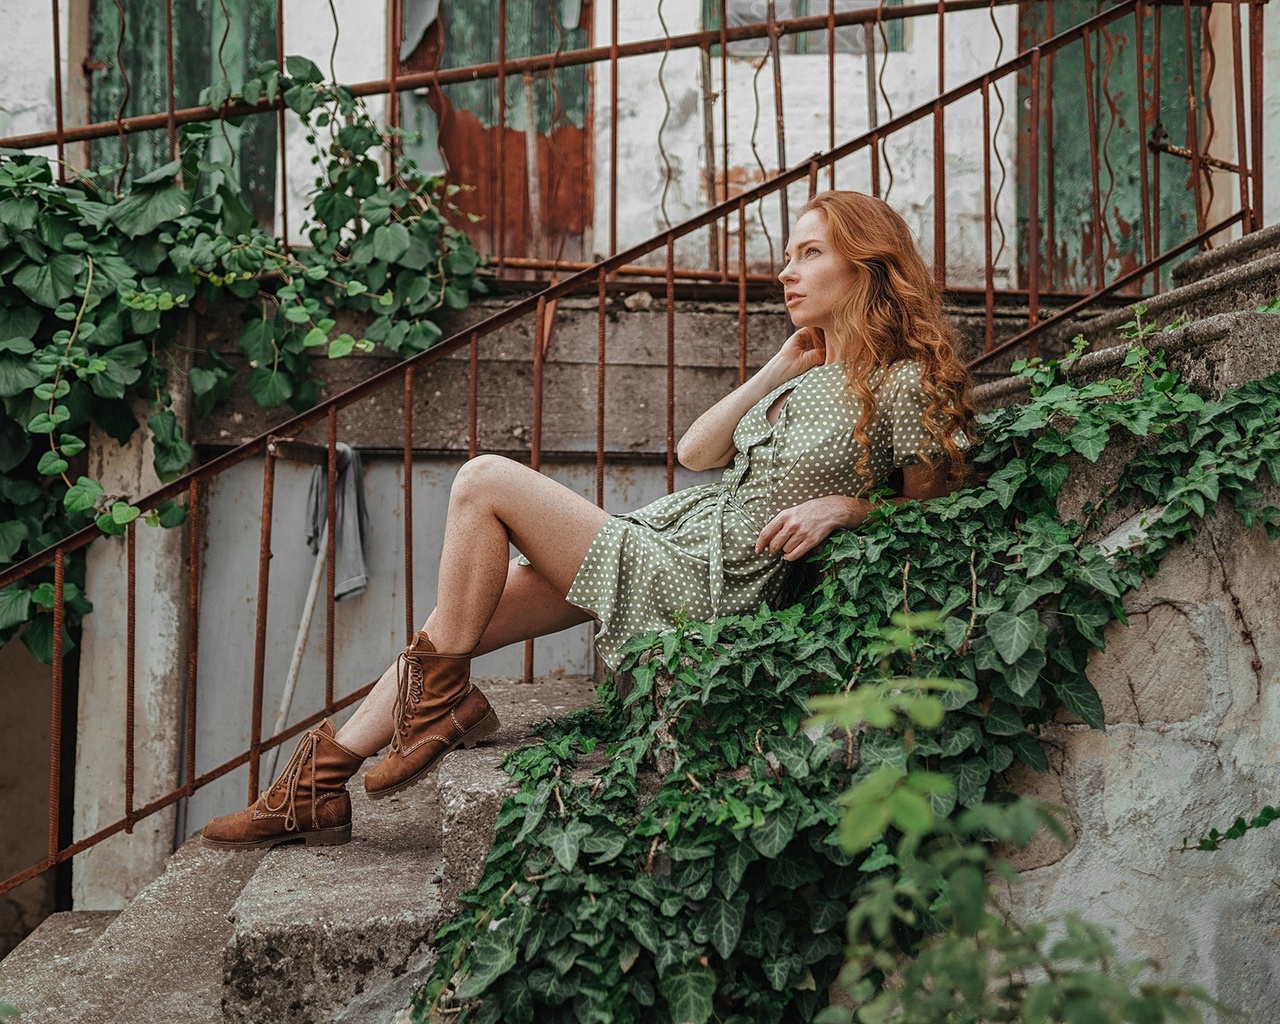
(0, 56, 483, 660)
(1187, 804, 1280, 851)
(414, 347, 1280, 1023)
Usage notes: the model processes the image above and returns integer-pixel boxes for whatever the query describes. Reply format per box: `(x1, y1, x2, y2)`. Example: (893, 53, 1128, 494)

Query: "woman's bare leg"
(335, 457, 605, 756)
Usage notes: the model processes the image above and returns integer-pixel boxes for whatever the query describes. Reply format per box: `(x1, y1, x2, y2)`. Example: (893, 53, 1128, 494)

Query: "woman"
(200, 190, 972, 850)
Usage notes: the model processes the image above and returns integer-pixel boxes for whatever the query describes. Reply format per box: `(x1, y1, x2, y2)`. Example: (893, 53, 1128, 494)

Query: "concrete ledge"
(0, 911, 117, 1015)
(25, 840, 266, 1024)
(1172, 224, 1280, 287)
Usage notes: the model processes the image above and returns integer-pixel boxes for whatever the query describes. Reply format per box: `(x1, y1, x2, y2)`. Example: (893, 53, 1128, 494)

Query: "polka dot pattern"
(567, 360, 941, 668)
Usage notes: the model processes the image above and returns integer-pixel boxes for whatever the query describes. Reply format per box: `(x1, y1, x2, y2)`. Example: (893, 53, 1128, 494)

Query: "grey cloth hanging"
(306, 443, 370, 601)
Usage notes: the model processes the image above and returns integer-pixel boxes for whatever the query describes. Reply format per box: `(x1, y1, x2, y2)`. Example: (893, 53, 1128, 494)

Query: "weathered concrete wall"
(978, 311, 1280, 1019)
(71, 336, 193, 910)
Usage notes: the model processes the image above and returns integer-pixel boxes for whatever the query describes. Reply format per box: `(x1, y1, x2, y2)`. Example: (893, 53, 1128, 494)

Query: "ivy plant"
(0, 56, 484, 663)
(414, 344, 1280, 1022)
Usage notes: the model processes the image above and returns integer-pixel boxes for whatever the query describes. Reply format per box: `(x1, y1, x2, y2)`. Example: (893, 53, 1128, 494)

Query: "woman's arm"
(677, 329, 826, 471)
(755, 460, 951, 562)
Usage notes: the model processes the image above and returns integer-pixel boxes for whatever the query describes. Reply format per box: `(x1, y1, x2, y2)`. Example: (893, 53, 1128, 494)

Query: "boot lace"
(260, 728, 322, 832)
(390, 647, 425, 752)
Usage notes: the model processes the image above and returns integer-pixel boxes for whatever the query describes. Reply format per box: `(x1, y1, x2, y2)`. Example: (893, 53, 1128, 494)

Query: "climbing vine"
(415, 341, 1280, 1023)
(0, 55, 483, 662)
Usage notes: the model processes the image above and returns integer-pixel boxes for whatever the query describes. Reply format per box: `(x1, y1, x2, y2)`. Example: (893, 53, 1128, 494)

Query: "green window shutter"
(88, 0, 278, 222)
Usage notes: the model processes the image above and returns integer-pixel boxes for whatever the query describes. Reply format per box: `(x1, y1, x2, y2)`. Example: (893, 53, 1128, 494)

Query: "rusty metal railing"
(0, 0, 1267, 903)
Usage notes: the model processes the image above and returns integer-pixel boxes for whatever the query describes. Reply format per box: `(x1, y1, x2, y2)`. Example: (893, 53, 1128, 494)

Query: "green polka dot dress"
(567, 360, 942, 668)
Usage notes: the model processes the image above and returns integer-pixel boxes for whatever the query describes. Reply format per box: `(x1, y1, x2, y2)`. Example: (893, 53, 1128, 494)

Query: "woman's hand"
(757, 464, 953, 562)
(775, 327, 827, 378)
(755, 494, 870, 562)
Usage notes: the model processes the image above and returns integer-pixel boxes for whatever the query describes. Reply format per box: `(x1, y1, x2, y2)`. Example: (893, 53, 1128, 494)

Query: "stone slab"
(222, 674, 597, 1023)
(21, 840, 265, 1024)
(0, 911, 117, 1016)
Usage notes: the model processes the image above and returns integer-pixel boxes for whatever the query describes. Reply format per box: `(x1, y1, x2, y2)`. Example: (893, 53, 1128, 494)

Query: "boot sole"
(199, 822, 353, 851)
(366, 710, 501, 801)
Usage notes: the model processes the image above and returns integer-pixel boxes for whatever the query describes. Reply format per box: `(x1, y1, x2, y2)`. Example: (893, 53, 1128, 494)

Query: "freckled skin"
(335, 210, 945, 757)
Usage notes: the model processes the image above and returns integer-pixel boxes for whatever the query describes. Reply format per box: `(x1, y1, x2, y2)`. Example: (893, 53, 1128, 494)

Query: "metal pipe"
(596, 269, 607, 508)
(666, 237, 676, 493)
(46, 550, 65, 863)
(1230, 0, 1252, 232)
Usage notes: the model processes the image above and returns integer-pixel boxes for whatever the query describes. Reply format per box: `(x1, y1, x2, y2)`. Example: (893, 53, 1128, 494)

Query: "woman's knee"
(451, 454, 516, 503)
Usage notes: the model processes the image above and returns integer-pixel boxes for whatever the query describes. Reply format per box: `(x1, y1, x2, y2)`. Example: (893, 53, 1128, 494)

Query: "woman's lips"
(785, 292, 803, 306)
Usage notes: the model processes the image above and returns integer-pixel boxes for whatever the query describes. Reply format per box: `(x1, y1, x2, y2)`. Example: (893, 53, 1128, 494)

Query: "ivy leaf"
(109, 501, 140, 525)
(1053, 677, 1106, 730)
(658, 964, 716, 1024)
(454, 931, 519, 1000)
(35, 450, 68, 477)
(314, 191, 356, 231)
(245, 367, 294, 408)
(751, 806, 796, 858)
(0, 584, 32, 630)
(327, 333, 356, 359)
(986, 609, 1043, 665)
(0, 196, 39, 231)
(371, 222, 411, 263)
(63, 475, 103, 514)
(107, 184, 191, 237)
(1072, 548, 1122, 598)
(985, 460, 1028, 509)
(285, 54, 324, 83)
(947, 758, 991, 808)
(541, 819, 592, 871)
(14, 253, 84, 308)
(984, 700, 1026, 737)
(714, 840, 757, 899)
(147, 410, 195, 481)
(0, 354, 43, 398)
(0, 520, 28, 563)
(704, 894, 748, 959)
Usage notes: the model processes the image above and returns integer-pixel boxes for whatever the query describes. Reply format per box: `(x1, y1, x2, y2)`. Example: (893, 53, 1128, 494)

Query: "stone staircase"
(3, 223, 1280, 1024)
(0, 676, 597, 1024)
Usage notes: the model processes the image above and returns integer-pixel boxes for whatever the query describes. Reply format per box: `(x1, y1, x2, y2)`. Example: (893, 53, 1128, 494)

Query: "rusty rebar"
(596, 269, 607, 508)
(1229, 0, 1251, 232)
(403, 366, 415, 643)
(1082, 30, 1106, 290)
(46, 550, 65, 863)
(325, 409, 337, 712)
(1183, 0, 1206, 235)
(468, 330, 479, 460)
(248, 446, 277, 800)
(125, 523, 136, 830)
(49, 0, 65, 181)
(186, 479, 200, 796)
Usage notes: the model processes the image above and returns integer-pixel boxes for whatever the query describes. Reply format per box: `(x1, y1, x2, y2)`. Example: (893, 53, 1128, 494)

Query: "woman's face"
(778, 209, 858, 337)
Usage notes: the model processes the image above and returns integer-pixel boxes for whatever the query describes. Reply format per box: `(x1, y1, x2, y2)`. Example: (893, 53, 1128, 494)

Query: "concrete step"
(1039, 248, 1280, 359)
(1172, 223, 1280, 287)
(0, 911, 118, 1016)
(222, 674, 598, 1024)
(975, 310, 1280, 413)
(22, 841, 267, 1024)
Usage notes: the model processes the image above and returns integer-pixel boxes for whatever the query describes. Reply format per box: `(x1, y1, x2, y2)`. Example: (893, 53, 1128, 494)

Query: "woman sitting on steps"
(200, 189, 974, 851)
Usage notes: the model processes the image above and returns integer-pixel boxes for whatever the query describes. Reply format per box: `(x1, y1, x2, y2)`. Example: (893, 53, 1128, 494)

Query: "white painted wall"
(592, 3, 1020, 284)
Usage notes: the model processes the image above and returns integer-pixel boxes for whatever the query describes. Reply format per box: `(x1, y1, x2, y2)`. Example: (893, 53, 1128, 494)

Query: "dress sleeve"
(886, 361, 942, 468)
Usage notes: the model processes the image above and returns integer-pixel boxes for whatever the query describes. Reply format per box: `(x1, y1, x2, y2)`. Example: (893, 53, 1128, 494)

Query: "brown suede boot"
(364, 631, 500, 800)
(200, 720, 365, 850)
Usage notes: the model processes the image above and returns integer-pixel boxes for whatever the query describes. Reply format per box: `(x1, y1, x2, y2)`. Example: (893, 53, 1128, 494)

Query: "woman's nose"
(778, 261, 796, 284)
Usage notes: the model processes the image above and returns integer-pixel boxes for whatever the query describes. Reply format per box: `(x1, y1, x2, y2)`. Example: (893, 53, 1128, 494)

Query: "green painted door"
(1017, 1, 1203, 294)
(88, 0, 278, 223)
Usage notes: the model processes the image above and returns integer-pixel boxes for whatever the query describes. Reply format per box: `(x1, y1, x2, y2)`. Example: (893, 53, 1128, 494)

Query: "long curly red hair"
(798, 190, 973, 484)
